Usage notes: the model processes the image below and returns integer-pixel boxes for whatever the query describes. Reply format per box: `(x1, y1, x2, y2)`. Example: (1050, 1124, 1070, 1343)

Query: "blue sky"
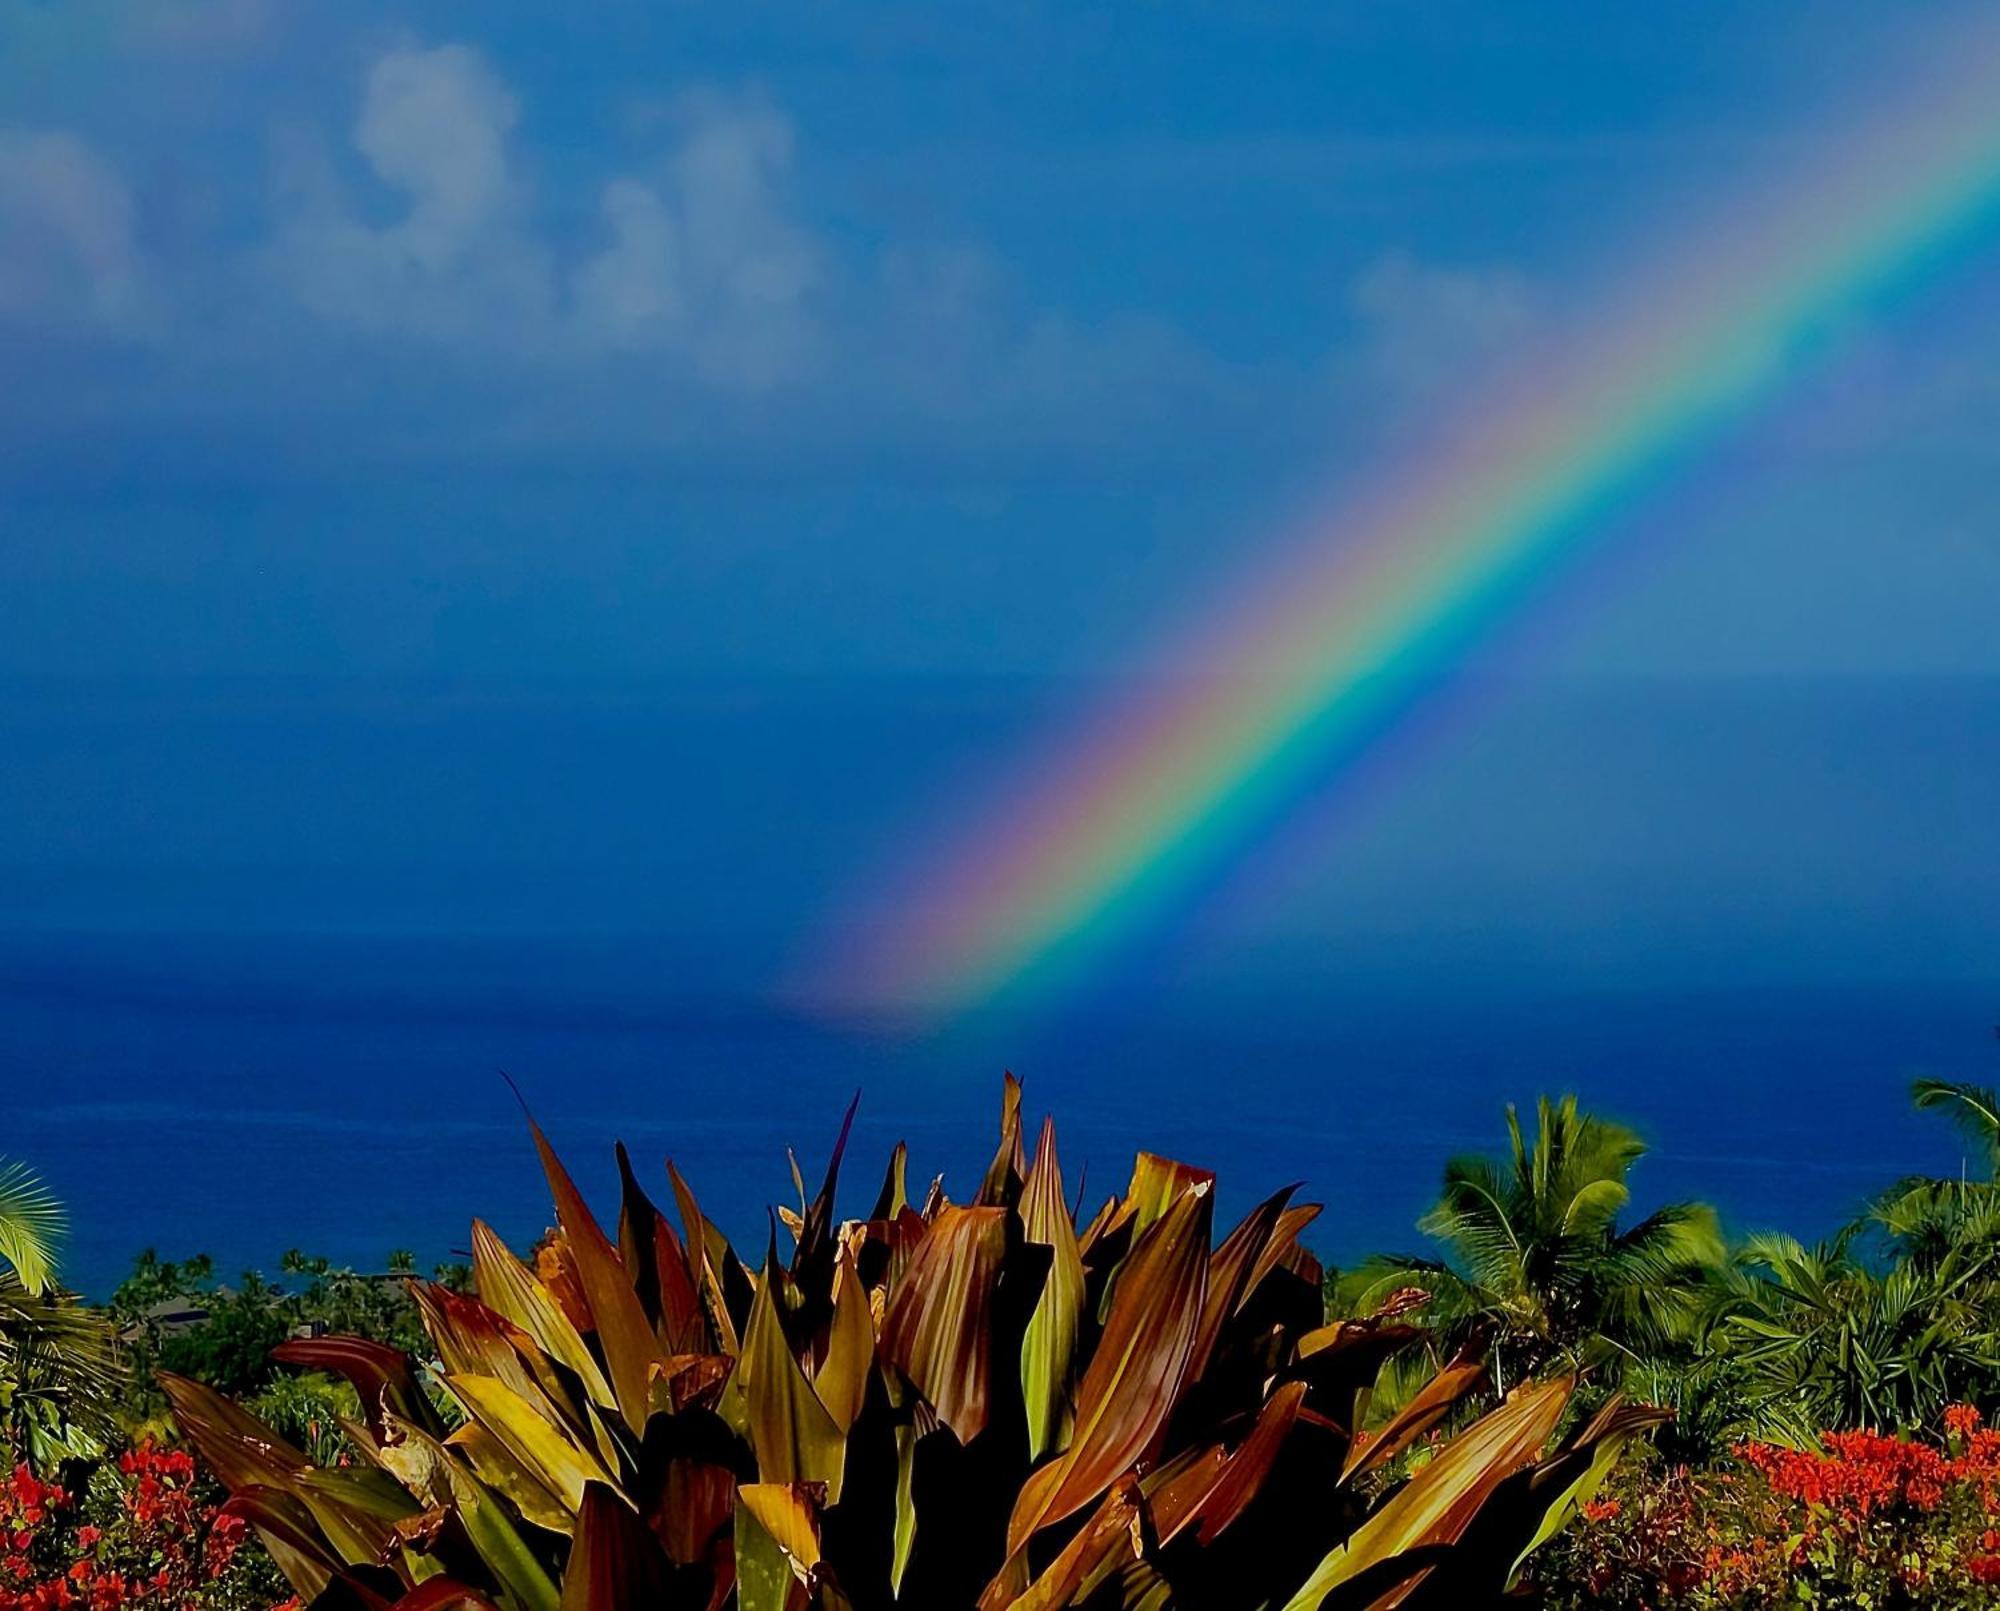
(2, 0, 1998, 1000)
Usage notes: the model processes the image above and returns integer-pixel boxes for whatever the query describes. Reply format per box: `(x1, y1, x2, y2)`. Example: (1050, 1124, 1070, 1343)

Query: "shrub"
(0, 1441, 287, 1611)
(1540, 1405, 2000, 1608)
(166, 1081, 1664, 1609)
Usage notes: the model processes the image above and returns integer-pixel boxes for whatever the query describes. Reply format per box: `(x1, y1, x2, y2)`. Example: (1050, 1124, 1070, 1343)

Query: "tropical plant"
(1911, 1077, 2000, 1177)
(166, 1081, 1665, 1609)
(1540, 1405, 2000, 1609)
(1336, 1096, 1725, 1396)
(0, 1157, 122, 1468)
(1702, 1229, 2000, 1442)
(0, 1436, 288, 1611)
(1695, 1078, 2000, 1443)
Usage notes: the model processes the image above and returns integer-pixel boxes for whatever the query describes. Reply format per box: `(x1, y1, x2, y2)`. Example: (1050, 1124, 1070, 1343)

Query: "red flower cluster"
(1547, 1408, 2000, 1606)
(1736, 1410, 2000, 1524)
(0, 1443, 266, 1611)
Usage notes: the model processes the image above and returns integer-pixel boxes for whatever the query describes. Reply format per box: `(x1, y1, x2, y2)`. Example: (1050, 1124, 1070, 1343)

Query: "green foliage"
(168, 1081, 1658, 1610)
(1701, 1226, 2000, 1442)
(112, 1247, 469, 1399)
(0, 1158, 124, 1469)
(0, 1435, 288, 1611)
(0, 1158, 66, 1298)
(1539, 1414, 2000, 1608)
(1345, 1072, 2000, 1471)
(1334, 1094, 1726, 1396)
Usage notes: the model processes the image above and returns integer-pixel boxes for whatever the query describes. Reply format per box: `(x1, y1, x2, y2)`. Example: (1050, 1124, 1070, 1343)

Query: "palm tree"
(1910, 1076, 2000, 1176)
(1339, 1095, 1724, 1393)
(0, 1157, 122, 1465)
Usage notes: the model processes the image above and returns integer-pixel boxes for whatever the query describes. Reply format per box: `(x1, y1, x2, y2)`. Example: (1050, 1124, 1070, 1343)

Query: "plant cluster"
(166, 1080, 1662, 1609)
(1335, 1076, 2000, 1459)
(1542, 1406, 2000, 1608)
(0, 1442, 285, 1611)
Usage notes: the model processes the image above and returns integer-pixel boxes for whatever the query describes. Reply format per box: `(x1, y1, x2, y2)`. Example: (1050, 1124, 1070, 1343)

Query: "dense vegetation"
(7, 1066, 2000, 1607)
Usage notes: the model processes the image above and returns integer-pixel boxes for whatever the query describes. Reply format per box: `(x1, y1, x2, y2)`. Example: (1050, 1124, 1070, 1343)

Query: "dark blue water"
(5, 675, 1995, 1296)
(9, 927, 1991, 1299)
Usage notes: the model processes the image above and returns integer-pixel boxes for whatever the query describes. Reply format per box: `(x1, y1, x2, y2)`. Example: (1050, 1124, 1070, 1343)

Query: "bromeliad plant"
(165, 1081, 1665, 1610)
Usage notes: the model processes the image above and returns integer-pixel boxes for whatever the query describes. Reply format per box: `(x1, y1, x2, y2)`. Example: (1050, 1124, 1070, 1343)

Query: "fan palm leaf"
(0, 1160, 64, 1297)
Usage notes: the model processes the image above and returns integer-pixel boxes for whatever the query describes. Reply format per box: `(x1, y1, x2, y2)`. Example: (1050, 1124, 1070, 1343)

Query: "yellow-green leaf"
(447, 1374, 618, 1517)
(1278, 1378, 1572, 1611)
(471, 1220, 617, 1414)
(727, 1261, 848, 1502)
(1019, 1115, 1084, 1459)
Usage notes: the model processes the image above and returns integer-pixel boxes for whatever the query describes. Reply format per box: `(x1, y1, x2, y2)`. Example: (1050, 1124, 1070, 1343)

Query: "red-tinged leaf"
(615, 1145, 706, 1355)
(1188, 1380, 1308, 1545)
(1138, 1383, 1310, 1553)
(1270, 1206, 1324, 1289)
(309, 1573, 402, 1611)
(1246, 1201, 1323, 1302)
(1122, 1153, 1216, 1240)
(1187, 1187, 1295, 1383)
(975, 1073, 1027, 1207)
(1501, 1398, 1673, 1580)
(793, 1091, 860, 1282)
(857, 1204, 929, 1299)
(650, 1354, 735, 1418)
(217, 1486, 341, 1602)
(273, 1335, 436, 1442)
(160, 1371, 313, 1493)
(1018, 1116, 1085, 1459)
(1005, 1183, 1213, 1558)
(978, 1477, 1144, 1611)
(396, 1581, 503, 1611)
(558, 1482, 675, 1611)
(878, 1204, 1010, 1444)
(528, 1117, 665, 1436)
(1276, 1378, 1573, 1611)
(1293, 1314, 1431, 1437)
(1075, 1196, 1122, 1256)
(470, 1223, 618, 1415)
(650, 1458, 737, 1566)
(1340, 1350, 1487, 1484)
(669, 1160, 742, 1356)
(411, 1284, 587, 1442)
(377, 1412, 561, 1611)
(533, 1236, 594, 1334)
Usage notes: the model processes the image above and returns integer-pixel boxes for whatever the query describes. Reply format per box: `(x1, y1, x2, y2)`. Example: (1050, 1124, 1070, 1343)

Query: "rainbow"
(813, 24, 2000, 1017)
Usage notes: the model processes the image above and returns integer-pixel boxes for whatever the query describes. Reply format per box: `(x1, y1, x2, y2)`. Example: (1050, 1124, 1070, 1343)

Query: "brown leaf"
(878, 1204, 1010, 1445)
(528, 1118, 667, 1436)
(1005, 1182, 1212, 1557)
(558, 1482, 675, 1611)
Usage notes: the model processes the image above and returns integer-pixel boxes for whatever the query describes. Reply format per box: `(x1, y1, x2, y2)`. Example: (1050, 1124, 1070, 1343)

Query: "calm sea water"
(8, 929, 1991, 1299)
(5, 676, 1995, 1296)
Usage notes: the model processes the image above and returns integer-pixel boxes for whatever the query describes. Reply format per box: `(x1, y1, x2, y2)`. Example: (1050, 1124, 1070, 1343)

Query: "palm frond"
(0, 1159, 64, 1297)
(1912, 1078, 2000, 1174)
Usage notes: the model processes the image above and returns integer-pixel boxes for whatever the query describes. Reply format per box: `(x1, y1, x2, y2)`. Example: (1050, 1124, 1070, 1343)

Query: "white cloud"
(264, 43, 554, 344)
(573, 90, 821, 388)
(0, 130, 147, 328)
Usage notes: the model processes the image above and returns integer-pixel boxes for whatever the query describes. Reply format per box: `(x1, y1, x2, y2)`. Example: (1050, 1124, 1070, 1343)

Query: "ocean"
(4, 674, 1995, 1297)
(8, 928, 1991, 1300)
